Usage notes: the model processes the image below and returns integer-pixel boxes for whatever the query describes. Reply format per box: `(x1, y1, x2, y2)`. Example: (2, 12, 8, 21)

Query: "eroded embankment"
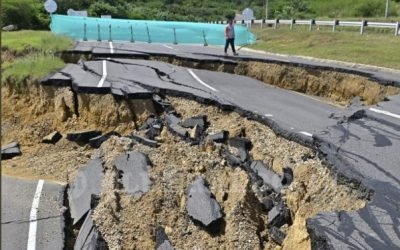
(1, 81, 152, 180)
(1, 82, 368, 249)
(154, 56, 400, 106)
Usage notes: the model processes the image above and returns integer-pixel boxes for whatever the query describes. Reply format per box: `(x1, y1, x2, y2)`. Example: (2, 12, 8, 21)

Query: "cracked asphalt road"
(58, 41, 400, 249)
(12, 41, 400, 249)
(1, 176, 65, 250)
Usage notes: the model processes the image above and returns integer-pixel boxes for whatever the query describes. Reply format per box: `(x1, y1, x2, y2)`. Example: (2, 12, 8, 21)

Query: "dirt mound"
(90, 97, 366, 249)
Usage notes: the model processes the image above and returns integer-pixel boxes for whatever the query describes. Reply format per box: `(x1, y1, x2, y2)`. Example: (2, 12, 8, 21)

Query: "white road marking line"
(264, 114, 274, 117)
(97, 60, 107, 88)
(299, 131, 313, 137)
(369, 108, 400, 119)
(162, 44, 174, 50)
(109, 41, 114, 54)
(187, 69, 218, 92)
(27, 179, 45, 250)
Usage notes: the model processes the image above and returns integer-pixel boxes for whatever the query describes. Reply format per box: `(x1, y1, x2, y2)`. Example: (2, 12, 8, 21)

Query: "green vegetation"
(2, 56, 65, 81)
(250, 26, 400, 69)
(2, 0, 400, 30)
(2, 30, 73, 54)
(1, 31, 73, 83)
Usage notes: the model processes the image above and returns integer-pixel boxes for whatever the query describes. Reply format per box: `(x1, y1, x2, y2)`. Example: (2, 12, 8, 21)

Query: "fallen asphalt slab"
(68, 158, 104, 225)
(1, 176, 66, 250)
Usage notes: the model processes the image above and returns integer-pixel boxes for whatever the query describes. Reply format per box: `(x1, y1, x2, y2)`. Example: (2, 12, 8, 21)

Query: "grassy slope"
(1, 31, 73, 81)
(250, 26, 400, 69)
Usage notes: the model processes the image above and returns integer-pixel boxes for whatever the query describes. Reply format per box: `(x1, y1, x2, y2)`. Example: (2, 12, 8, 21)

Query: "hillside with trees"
(2, 0, 400, 30)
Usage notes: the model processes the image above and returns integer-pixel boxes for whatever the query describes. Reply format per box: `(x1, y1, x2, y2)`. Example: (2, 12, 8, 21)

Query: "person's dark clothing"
(225, 38, 236, 53)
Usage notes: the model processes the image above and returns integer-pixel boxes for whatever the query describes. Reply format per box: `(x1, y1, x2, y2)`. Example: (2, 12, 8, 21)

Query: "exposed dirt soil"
(2, 82, 367, 249)
(154, 56, 400, 106)
(1, 82, 152, 181)
(92, 97, 366, 249)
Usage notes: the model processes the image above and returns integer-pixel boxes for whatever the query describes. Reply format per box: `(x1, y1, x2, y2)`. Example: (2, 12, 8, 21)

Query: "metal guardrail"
(210, 19, 400, 36)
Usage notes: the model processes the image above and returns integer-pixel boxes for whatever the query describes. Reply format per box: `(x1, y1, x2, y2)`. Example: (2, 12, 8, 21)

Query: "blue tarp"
(50, 15, 256, 46)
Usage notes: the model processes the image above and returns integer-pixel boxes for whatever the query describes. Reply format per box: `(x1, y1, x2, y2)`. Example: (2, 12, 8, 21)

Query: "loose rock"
(131, 134, 159, 148)
(66, 130, 102, 144)
(89, 132, 120, 148)
(186, 176, 223, 227)
(1, 142, 21, 160)
(268, 226, 286, 246)
(207, 131, 228, 143)
(156, 227, 174, 250)
(42, 131, 63, 144)
(250, 161, 282, 193)
(113, 152, 152, 197)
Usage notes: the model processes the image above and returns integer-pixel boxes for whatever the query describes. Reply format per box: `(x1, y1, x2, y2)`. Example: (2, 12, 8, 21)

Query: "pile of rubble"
(65, 95, 294, 248)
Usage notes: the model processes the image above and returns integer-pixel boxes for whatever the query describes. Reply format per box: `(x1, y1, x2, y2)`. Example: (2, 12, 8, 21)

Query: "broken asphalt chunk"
(67, 130, 102, 144)
(1, 142, 21, 160)
(156, 227, 174, 250)
(268, 226, 286, 246)
(42, 131, 62, 144)
(189, 125, 202, 140)
(113, 152, 152, 197)
(281, 167, 293, 186)
(180, 115, 207, 130)
(74, 210, 107, 250)
(153, 94, 172, 112)
(186, 177, 223, 227)
(250, 161, 282, 193)
(207, 131, 228, 143)
(89, 131, 120, 148)
(228, 137, 252, 151)
(166, 113, 188, 139)
(267, 203, 291, 228)
(224, 150, 242, 167)
(68, 158, 104, 225)
(131, 134, 159, 148)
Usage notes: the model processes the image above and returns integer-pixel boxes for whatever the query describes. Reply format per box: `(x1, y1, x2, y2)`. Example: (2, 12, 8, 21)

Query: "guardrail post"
(360, 20, 365, 35)
(309, 19, 314, 31)
(290, 19, 294, 30)
(108, 24, 112, 41)
(274, 19, 278, 29)
(173, 27, 178, 44)
(97, 23, 101, 41)
(130, 24, 134, 43)
(146, 24, 151, 43)
(332, 20, 337, 32)
(83, 23, 87, 41)
(396, 22, 399, 36)
(261, 19, 265, 29)
(202, 30, 208, 46)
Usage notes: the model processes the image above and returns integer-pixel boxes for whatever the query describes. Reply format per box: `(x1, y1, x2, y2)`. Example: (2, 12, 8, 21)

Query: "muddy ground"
(2, 82, 367, 249)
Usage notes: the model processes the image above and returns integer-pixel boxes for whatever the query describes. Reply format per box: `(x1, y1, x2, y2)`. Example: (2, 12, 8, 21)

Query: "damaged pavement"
(45, 42, 400, 249)
(2, 41, 400, 249)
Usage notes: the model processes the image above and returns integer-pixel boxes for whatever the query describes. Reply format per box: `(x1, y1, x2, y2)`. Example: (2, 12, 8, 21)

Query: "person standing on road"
(224, 17, 238, 56)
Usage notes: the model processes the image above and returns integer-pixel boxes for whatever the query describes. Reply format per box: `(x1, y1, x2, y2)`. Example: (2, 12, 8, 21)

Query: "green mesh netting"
(50, 15, 256, 46)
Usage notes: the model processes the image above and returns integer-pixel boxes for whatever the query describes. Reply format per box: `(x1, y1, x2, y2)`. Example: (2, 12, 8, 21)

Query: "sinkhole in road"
(1, 75, 370, 249)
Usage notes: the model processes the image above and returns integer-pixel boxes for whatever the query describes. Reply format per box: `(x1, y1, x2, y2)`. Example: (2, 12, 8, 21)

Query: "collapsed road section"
(1, 42, 400, 249)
